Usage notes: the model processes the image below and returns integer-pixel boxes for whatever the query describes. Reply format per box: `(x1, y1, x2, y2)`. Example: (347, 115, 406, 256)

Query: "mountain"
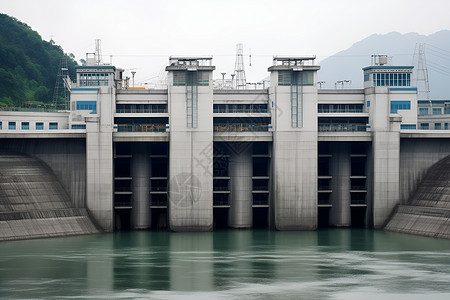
(0, 14, 78, 107)
(317, 31, 450, 99)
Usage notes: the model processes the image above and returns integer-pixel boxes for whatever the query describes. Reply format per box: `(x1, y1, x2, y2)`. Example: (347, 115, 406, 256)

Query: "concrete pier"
(329, 143, 351, 227)
(131, 143, 151, 229)
(228, 144, 253, 228)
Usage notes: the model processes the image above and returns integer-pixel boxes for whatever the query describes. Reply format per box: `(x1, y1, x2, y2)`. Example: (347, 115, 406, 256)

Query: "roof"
(362, 65, 414, 71)
(75, 65, 116, 70)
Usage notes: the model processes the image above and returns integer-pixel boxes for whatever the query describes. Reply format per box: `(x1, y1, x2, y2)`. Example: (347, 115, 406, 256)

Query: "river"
(0, 229, 449, 299)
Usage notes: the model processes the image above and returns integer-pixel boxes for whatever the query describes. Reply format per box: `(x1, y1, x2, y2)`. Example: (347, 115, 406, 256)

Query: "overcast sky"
(2, 0, 450, 85)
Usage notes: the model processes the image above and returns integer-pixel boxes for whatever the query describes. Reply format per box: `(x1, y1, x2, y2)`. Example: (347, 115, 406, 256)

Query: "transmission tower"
(234, 43, 246, 89)
(52, 56, 70, 109)
(412, 43, 431, 100)
(95, 39, 103, 65)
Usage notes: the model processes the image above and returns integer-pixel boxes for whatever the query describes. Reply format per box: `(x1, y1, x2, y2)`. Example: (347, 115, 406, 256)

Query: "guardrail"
(213, 123, 270, 132)
(318, 124, 367, 132)
(116, 124, 166, 132)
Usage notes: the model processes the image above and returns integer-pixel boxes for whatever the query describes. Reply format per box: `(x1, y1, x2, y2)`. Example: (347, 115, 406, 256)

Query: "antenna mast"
(52, 56, 70, 109)
(95, 39, 103, 65)
(413, 43, 431, 100)
(234, 43, 246, 89)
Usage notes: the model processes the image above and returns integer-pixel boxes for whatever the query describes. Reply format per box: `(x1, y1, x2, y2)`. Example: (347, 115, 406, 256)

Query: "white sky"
(2, 0, 450, 85)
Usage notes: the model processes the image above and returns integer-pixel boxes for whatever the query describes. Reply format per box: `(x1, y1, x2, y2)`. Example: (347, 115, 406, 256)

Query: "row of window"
(365, 72, 411, 87)
(173, 71, 209, 86)
(419, 123, 450, 130)
(213, 104, 268, 113)
(76, 101, 97, 114)
(78, 73, 111, 87)
(419, 107, 450, 115)
(318, 104, 364, 113)
(0, 121, 58, 130)
(116, 104, 168, 113)
(278, 71, 314, 86)
(390, 101, 411, 113)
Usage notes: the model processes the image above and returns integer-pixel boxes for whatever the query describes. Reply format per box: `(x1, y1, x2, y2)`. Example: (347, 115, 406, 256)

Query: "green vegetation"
(0, 14, 78, 107)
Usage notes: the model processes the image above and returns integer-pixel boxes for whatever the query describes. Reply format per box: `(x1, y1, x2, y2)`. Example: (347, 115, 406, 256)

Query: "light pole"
(131, 71, 136, 87)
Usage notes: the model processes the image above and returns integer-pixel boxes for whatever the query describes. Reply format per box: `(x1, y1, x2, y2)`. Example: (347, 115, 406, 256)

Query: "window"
(173, 71, 186, 85)
(278, 71, 314, 86)
(21, 122, 29, 130)
(373, 72, 411, 87)
(76, 101, 97, 114)
(0, 121, 2, 130)
(295, 71, 314, 86)
(197, 71, 209, 86)
(400, 124, 417, 130)
(49, 122, 58, 130)
(390, 101, 411, 113)
(364, 73, 369, 81)
(8, 121, 16, 130)
(278, 71, 291, 85)
(367, 101, 370, 108)
(71, 124, 86, 129)
(419, 107, 429, 115)
(432, 108, 442, 115)
(435, 123, 442, 130)
(445, 123, 449, 130)
(420, 123, 429, 130)
(78, 72, 110, 86)
(36, 122, 44, 130)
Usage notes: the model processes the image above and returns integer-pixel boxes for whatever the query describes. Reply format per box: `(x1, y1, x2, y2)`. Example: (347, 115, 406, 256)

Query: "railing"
(78, 79, 110, 86)
(318, 123, 367, 132)
(115, 201, 132, 207)
(350, 186, 367, 190)
(253, 199, 269, 205)
(213, 186, 229, 191)
(213, 123, 270, 132)
(116, 124, 166, 132)
(0, 106, 60, 112)
(114, 187, 132, 192)
(213, 200, 230, 206)
(151, 187, 167, 192)
(151, 199, 168, 206)
(318, 199, 331, 205)
(318, 108, 364, 113)
(318, 186, 332, 191)
(351, 199, 367, 205)
(253, 186, 269, 191)
(116, 107, 168, 114)
(213, 107, 268, 114)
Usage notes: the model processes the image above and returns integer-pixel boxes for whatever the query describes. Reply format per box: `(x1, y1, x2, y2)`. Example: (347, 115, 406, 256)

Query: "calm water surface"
(0, 229, 449, 299)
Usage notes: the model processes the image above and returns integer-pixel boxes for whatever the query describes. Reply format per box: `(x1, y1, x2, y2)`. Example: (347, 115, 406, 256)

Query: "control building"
(3, 54, 450, 233)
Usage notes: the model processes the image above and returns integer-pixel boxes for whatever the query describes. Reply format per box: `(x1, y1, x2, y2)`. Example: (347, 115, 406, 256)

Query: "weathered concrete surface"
(385, 155, 450, 239)
(0, 152, 99, 241)
(0, 138, 86, 208)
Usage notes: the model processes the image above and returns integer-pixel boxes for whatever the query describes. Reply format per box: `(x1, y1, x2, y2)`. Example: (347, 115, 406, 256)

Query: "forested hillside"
(0, 14, 78, 107)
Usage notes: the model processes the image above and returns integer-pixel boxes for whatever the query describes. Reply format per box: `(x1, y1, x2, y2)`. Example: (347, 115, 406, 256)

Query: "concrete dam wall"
(386, 154, 450, 239)
(0, 138, 86, 208)
(0, 152, 99, 241)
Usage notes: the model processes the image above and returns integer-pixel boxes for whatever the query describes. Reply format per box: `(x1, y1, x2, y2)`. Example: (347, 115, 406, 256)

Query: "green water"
(0, 229, 449, 299)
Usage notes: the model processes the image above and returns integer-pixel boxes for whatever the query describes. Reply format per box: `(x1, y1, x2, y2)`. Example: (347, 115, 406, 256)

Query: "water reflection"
(0, 229, 449, 299)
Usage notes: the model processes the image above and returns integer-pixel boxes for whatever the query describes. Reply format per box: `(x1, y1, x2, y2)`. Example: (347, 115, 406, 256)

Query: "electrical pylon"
(412, 43, 431, 100)
(234, 43, 246, 89)
(52, 56, 70, 109)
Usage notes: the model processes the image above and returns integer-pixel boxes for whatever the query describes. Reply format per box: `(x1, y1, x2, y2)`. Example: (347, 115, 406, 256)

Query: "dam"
(1, 54, 450, 240)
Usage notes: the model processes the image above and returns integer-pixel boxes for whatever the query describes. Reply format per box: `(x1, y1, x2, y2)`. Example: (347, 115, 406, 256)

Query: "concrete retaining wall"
(0, 138, 86, 208)
(0, 152, 98, 241)
(400, 138, 450, 204)
(386, 154, 450, 239)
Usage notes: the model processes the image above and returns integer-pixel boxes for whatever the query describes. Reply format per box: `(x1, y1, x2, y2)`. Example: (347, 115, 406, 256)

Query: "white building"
(3, 53, 450, 233)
